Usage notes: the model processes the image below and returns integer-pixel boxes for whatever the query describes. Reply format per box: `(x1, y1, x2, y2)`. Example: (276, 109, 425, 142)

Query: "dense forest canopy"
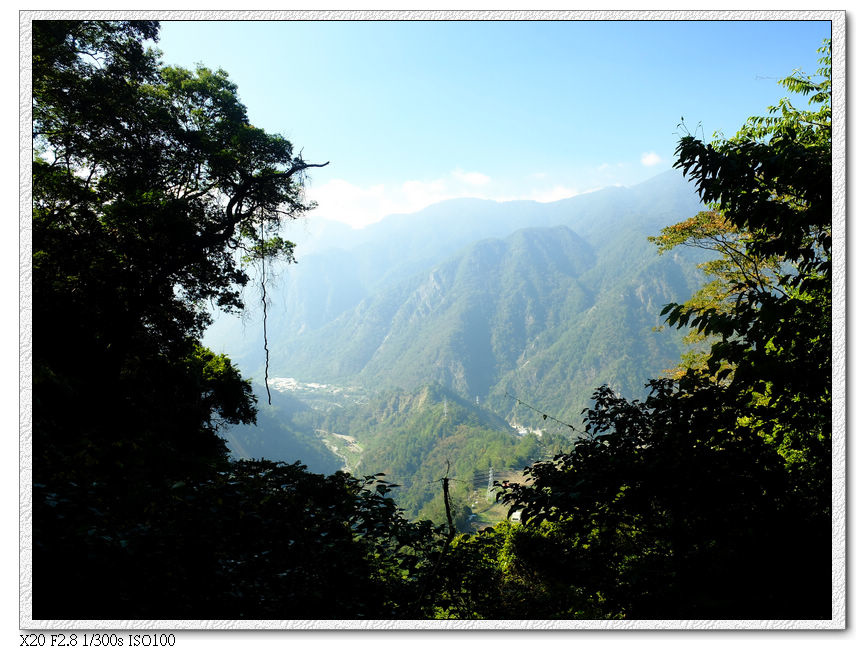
(31, 21, 833, 621)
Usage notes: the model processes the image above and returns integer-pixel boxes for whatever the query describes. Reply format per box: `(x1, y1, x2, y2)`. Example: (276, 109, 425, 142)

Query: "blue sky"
(155, 19, 827, 227)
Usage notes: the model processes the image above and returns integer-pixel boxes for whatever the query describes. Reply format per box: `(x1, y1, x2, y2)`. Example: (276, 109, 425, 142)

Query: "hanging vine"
(232, 163, 326, 407)
(260, 216, 272, 405)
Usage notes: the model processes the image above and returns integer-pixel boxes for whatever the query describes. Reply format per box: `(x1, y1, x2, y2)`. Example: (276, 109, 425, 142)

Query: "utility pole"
(414, 461, 457, 617)
(441, 460, 455, 541)
(442, 477, 455, 541)
(487, 466, 495, 503)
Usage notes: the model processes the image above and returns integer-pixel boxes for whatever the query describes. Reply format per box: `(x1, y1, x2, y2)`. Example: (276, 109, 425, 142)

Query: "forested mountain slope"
(204, 170, 705, 377)
(209, 171, 708, 504)
(312, 383, 569, 523)
(249, 203, 707, 423)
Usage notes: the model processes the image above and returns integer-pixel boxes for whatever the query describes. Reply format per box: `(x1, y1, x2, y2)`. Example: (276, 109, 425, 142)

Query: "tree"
(31, 21, 389, 619)
(648, 209, 786, 376)
(33, 20, 327, 482)
(666, 40, 831, 512)
(499, 40, 832, 619)
(36, 458, 445, 618)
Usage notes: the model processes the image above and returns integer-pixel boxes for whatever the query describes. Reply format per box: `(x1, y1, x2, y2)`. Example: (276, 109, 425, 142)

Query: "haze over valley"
(208, 169, 710, 519)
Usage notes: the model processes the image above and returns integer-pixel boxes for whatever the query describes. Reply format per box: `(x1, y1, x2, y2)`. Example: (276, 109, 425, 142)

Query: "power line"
(505, 391, 580, 434)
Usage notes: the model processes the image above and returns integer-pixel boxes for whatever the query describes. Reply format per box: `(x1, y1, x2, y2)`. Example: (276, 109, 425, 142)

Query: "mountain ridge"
(206, 171, 707, 415)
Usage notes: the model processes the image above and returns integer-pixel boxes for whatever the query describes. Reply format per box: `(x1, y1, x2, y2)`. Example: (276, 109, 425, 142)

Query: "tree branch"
(202, 159, 329, 251)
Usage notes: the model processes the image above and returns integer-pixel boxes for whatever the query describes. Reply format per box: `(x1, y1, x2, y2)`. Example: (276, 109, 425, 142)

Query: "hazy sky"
(154, 19, 830, 228)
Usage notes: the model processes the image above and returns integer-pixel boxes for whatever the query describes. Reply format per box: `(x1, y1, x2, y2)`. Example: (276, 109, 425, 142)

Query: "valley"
(209, 170, 709, 527)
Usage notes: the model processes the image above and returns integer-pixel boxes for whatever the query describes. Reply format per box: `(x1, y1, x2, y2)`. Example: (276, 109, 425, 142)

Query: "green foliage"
(500, 381, 827, 618)
(649, 209, 787, 376)
(427, 521, 612, 619)
(668, 40, 831, 506)
(34, 460, 444, 619)
(498, 41, 832, 619)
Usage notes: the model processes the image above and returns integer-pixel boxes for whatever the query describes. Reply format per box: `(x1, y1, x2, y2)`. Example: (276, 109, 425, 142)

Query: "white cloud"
(530, 185, 581, 203)
(494, 184, 603, 204)
(304, 168, 497, 228)
(452, 169, 491, 186)
(306, 175, 472, 229)
(305, 168, 612, 229)
(303, 179, 392, 229)
(400, 178, 450, 209)
(641, 151, 662, 166)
